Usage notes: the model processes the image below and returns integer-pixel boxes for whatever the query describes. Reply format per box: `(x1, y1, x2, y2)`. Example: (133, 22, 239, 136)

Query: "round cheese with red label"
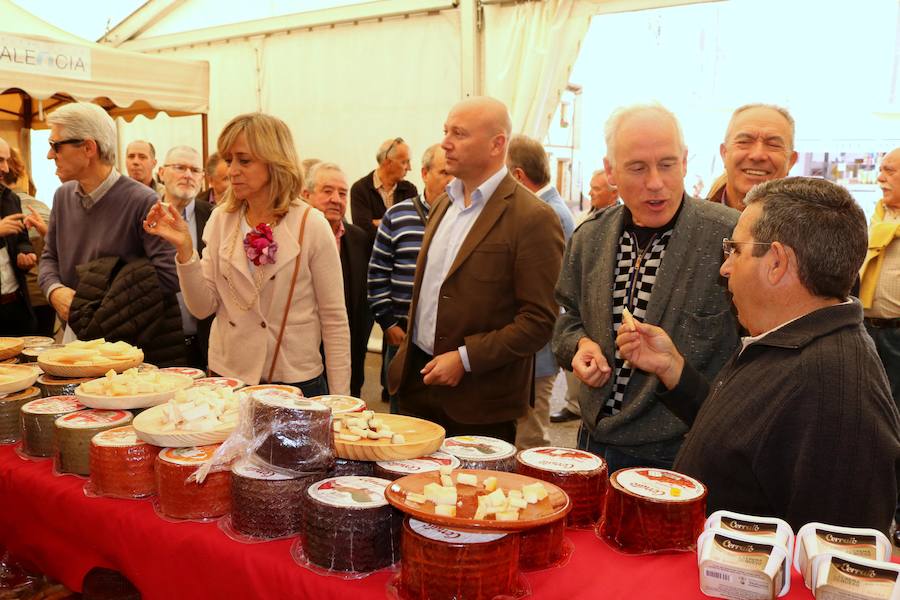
(311, 395, 366, 415)
(440, 436, 517, 472)
(36, 374, 94, 398)
(193, 376, 244, 390)
(89, 425, 156, 498)
(155, 445, 230, 520)
(20, 396, 85, 458)
(599, 467, 707, 554)
(55, 409, 134, 475)
(158, 367, 206, 380)
(230, 458, 318, 539)
(0, 386, 39, 444)
(374, 451, 460, 480)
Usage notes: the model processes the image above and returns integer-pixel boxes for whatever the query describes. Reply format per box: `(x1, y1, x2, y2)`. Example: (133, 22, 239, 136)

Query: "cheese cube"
(433, 486, 457, 506)
(439, 465, 454, 476)
(485, 489, 507, 508)
(508, 497, 527, 509)
(495, 510, 520, 522)
(406, 492, 427, 504)
(483, 476, 498, 492)
(423, 483, 443, 503)
(456, 473, 478, 487)
(440, 474, 453, 487)
(434, 505, 456, 517)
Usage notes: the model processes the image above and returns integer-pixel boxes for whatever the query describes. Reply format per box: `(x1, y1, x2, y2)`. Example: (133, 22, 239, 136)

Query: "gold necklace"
(222, 216, 269, 311)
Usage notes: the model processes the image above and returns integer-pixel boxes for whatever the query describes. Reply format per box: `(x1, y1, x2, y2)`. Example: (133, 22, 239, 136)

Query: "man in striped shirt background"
(368, 144, 452, 411)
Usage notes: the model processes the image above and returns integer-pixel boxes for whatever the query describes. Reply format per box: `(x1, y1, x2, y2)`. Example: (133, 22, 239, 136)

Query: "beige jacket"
(176, 200, 350, 390)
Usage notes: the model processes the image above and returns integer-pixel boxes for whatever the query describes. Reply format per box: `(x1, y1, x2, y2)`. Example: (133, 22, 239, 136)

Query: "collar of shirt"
(76, 169, 121, 210)
(333, 219, 346, 252)
(739, 299, 853, 354)
(446, 165, 508, 208)
(535, 182, 553, 198)
(373, 170, 396, 194)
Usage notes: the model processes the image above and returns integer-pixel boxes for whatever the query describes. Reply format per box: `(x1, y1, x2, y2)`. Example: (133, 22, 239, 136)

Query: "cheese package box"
(810, 553, 900, 600)
(697, 528, 791, 600)
(705, 511, 795, 559)
(794, 523, 892, 589)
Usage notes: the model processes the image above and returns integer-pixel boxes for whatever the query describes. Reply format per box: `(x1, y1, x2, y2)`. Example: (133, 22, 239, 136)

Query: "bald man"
(0, 137, 37, 334)
(388, 97, 565, 443)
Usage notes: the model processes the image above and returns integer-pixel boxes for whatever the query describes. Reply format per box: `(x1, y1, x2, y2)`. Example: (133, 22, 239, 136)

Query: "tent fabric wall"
(484, 0, 597, 141)
(120, 11, 461, 197)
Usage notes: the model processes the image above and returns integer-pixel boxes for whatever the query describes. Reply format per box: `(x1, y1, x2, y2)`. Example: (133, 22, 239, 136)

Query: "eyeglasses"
(383, 137, 404, 161)
(722, 238, 772, 258)
(164, 163, 204, 176)
(48, 138, 84, 153)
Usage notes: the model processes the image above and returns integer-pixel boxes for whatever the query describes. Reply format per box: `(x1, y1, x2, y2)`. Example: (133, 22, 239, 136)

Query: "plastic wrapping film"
(0, 386, 40, 443)
(54, 409, 133, 475)
(599, 467, 707, 554)
(19, 396, 85, 457)
(793, 522, 892, 590)
(219, 458, 322, 542)
(440, 436, 517, 472)
(154, 445, 231, 521)
(292, 476, 402, 578)
(387, 517, 532, 600)
(36, 374, 93, 398)
(0, 548, 42, 598)
(516, 447, 607, 529)
(86, 425, 158, 498)
(810, 552, 900, 600)
(518, 517, 574, 572)
(697, 528, 791, 600)
(374, 452, 461, 481)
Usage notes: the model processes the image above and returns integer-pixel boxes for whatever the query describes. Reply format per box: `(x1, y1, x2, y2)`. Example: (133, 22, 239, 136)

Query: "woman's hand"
(143, 202, 194, 262)
(615, 316, 685, 390)
(23, 205, 47, 236)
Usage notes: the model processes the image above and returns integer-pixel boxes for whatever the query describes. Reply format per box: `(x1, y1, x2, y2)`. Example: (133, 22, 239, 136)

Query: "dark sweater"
(668, 299, 900, 534)
(39, 175, 178, 297)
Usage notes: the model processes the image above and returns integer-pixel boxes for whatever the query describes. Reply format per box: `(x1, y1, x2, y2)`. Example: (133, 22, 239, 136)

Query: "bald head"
(441, 96, 511, 191)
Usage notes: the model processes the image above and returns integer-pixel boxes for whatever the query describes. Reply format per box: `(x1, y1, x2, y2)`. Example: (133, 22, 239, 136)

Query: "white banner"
(0, 34, 91, 80)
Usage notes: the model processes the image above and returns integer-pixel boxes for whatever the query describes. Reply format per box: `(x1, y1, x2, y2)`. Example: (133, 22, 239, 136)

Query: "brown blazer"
(388, 174, 565, 424)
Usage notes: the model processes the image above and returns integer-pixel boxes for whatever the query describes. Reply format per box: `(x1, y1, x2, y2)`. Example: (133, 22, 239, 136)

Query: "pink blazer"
(176, 200, 351, 391)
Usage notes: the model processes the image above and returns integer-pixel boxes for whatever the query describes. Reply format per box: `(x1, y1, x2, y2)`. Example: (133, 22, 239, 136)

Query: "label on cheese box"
(813, 529, 879, 559)
(377, 452, 460, 475)
(232, 458, 294, 481)
(614, 468, 705, 502)
(158, 367, 206, 379)
(56, 409, 131, 429)
(519, 447, 604, 473)
(308, 476, 390, 508)
(698, 530, 788, 600)
(252, 389, 327, 411)
(311, 395, 366, 414)
(410, 518, 506, 544)
(22, 396, 84, 414)
(441, 436, 516, 460)
(194, 377, 244, 389)
(92, 425, 145, 447)
(816, 555, 900, 599)
(159, 444, 220, 465)
(241, 384, 301, 396)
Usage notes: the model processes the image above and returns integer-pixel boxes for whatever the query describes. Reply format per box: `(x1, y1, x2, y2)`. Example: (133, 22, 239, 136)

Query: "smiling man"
(159, 145, 214, 369)
(616, 177, 899, 533)
(711, 104, 798, 211)
(552, 103, 740, 472)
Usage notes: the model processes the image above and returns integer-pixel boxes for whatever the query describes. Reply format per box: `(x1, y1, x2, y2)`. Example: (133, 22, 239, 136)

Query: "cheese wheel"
(310, 395, 366, 415)
(55, 409, 133, 475)
(327, 458, 374, 478)
(37, 373, 94, 398)
(0, 386, 40, 443)
(440, 436, 517, 472)
(20, 336, 55, 348)
(518, 518, 569, 571)
(516, 446, 608, 528)
(599, 467, 707, 554)
(373, 451, 460, 481)
(20, 396, 85, 457)
(301, 476, 401, 573)
(230, 459, 320, 539)
(89, 425, 157, 498)
(157, 367, 206, 380)
(193, 376, 244, 389)
(20, 344, 62, 363)
(155, 445, 231, 520)
(400, 517, 520, 599)
(252, 392, 334, 473)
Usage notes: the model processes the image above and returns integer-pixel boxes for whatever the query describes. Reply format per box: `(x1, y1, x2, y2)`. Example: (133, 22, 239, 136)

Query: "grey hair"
(604, 103, 685, 167)
(725, 103, 796, 149)
(376, 137, 404, 164)
(591, 169, 607, 178)
(507, 134, 551, 187)
(205, 152, 221, 175)
(47, 102, 117, 164)
(744, 177, 867, 299)
(421, 144, 442, 171)
(304, 161, 345, 194)
(164, 145, 200, 164)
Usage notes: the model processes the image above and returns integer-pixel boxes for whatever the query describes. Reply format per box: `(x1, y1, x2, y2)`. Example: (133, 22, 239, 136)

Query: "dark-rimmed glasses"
(48, 139, 84, 153)
(722, 238, 772, 258)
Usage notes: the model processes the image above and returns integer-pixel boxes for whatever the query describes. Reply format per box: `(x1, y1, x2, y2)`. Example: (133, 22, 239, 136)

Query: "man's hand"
(384, 325, 406, 347)
(421, 350, 465, 386)
(16, 253, 37, 270)
(0, 213, 25, 236)
(24, 206, 47, 236)
(616, 318, 684, 390)
(572, 337, 612, 388)
(49, 286, 76, 322)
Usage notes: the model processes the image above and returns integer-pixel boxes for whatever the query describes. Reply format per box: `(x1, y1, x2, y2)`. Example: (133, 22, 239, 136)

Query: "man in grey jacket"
(552, 103, 740, 471)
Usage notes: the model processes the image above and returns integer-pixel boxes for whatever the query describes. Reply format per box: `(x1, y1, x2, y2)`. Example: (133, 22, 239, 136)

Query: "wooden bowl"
(0, 364, 39, 394)
(333, 414, 444, 461)
(37, 353, 144, 378)
(0, 338, 25, 361)
(75, 373, 194, 409)
(132, 403, 235, 447)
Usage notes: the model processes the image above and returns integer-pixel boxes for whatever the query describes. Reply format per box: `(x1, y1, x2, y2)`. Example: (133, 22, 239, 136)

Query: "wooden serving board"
(37, 353, 144, 378)
(74, 373, 194, 409)
(132, 403, 234, 447)
(385, 469, 571, 532)
(0, 338, 25, 361)
(333, 414, 444, 461)
(0, 364, 39, 394)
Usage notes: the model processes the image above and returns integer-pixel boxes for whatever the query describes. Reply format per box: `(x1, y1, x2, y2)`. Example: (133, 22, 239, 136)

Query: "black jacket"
(0, 186, 34, 318)
(69, 256, 187, 367)
(194, 199, 214, 367)
(350, 170, 417, 249)
(341, 221, 372, 397)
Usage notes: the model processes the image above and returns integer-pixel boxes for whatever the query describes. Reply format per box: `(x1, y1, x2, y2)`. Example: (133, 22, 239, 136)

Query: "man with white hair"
(552, 103, 740, 472)
(158, 145, 213, 368)
(39, 102, 177, 334)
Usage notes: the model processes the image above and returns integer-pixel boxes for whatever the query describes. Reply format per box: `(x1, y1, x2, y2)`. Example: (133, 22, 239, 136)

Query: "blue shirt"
(176, 199, 198, 336)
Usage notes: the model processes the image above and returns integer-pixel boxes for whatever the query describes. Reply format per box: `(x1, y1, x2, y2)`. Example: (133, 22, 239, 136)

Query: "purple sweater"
(39, 176, 178, 296)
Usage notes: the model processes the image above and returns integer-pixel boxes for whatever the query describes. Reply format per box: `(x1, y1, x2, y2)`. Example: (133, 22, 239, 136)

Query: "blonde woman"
(144, 113, 350, 394)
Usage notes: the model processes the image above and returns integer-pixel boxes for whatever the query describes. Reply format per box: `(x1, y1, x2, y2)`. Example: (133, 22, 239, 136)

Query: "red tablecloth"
(0, 444, 817, 600)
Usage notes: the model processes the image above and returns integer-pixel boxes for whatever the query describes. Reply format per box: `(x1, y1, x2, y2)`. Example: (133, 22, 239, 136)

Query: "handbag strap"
(266, 205, 311, 383)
